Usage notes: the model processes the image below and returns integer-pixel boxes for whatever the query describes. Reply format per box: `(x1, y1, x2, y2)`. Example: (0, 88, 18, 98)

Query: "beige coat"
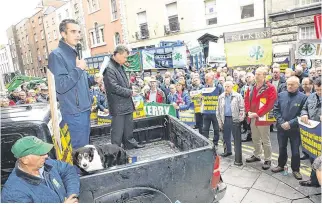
(216, 91, 245, 127)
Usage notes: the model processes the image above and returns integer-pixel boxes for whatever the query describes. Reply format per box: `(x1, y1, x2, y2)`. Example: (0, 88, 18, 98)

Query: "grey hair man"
(103, 44, 144, 149)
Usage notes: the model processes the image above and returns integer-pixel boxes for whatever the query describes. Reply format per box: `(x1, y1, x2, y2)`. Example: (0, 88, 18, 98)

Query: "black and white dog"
(73, 144, 129, 172)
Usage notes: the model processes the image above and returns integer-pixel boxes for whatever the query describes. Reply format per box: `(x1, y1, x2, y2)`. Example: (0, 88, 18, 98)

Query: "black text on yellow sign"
(300, 128, 322, 157)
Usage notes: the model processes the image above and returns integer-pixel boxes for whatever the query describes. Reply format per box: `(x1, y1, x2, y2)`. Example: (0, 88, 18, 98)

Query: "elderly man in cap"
(1, 136, 80, 203)
(145, 78, 166, 103)
(37, 85, 49, 103)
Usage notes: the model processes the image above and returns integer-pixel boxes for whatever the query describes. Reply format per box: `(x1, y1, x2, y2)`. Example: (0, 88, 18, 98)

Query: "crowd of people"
(0, 83, 49, 107)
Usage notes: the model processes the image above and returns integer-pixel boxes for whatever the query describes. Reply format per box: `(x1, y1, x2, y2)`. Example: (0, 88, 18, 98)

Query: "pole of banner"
(47, 69, 63, 159)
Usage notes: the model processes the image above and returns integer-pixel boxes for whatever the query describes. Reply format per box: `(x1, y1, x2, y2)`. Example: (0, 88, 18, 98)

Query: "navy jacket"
(273, 90, 307, 129)
(90, 88, 108, 111)
(1, 159, 80, 203)
(48, 40, 95, 115)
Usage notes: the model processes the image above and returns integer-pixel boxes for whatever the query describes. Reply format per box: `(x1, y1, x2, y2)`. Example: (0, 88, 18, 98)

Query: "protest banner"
(144, 102, 177, 117)
(142, 46, 187, 69)
(87, 67, 100, 76)
(190, 90, 203, 113)
(298, 117, 321, 159)
(178, 103, 196, 126)
(97, 111, 112, 125)
(224, 28, 272, 67)
(258, 98, 276, 122)
(123, 52, 142, 72)
(201, 87, 220, 114)
(296, 39, 322, 60)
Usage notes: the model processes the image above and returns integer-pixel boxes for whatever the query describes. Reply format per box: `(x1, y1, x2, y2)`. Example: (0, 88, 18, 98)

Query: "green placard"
(144, 102, 177, 117)
(124, 52, 142, 72)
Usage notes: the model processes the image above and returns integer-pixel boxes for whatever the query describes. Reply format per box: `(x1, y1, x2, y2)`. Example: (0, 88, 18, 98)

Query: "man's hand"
(281, 122, 291, 130)
(219, 124, 223, 131)
(64, 194, 78, 203)
(172, 103, 179, 110)
(300, 115, 309, 124)
(248, 112, 259, 119)
(76, 59, 87, 70)
(103, 109, 109, 114)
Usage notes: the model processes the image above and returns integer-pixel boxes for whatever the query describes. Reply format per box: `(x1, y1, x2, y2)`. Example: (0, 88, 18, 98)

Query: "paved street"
(211, 131, 322, 203)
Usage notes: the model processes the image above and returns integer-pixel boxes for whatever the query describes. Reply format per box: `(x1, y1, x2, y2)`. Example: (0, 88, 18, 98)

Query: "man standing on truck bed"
(103, 45, 144, 149)
(48, 19, 101, 149)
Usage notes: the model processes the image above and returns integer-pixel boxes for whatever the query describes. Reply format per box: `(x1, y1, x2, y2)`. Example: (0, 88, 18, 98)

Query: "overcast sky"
(0, 0, 40, 45)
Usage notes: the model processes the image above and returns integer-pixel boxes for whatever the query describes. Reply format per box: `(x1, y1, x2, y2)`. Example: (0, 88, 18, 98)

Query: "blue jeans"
(62, 110, 91, 149)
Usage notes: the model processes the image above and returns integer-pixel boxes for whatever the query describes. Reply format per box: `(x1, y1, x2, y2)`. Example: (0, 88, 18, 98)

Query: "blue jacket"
(273, 90, 307, 129)
(1, 159, 80, 203)
(48, 40, 95, 115)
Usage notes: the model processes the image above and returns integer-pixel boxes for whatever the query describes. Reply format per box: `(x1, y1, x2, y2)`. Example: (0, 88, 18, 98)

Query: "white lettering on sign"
(144, 105, 171, 116)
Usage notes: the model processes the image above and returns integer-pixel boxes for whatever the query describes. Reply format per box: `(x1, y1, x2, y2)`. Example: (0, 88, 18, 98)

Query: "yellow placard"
(225, 38, 273, 67)
(190, 90, 202, 113)
(258, 98, 276, 122)
(133, 101, 146, 119)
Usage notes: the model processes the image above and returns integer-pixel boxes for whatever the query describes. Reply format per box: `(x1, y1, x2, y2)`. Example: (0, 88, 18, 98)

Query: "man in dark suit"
(103, 45, 144, 149)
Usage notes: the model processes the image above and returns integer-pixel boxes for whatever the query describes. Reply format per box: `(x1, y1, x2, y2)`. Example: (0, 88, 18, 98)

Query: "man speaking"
(104, 45, 144, 149)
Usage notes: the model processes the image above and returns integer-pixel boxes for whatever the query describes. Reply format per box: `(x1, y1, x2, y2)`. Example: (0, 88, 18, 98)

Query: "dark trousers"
(195, 113, 203, 134)
(309, 157, 320, 186)
(63, 110, 90, 149)
(277, 128, 301, 171)
(111, 113, 138, 149)
(202, 114, 219, 145)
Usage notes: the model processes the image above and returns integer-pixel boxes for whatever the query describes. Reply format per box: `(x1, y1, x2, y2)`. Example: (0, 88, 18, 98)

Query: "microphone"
(76, 43, 82, 60)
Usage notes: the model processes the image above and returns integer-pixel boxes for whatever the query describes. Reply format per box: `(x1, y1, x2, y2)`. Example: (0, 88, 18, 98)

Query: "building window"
(48, 32, 51, 42)
(32, 20, 35, 28)
(100, 28, 105, 42)
(34, 33, 37, 42)
(26, 35, 29, 44)
(38, 16, 42, 24)
(111, 0, 118, 20)
(137, 11, 149, 39)
(22, 37, 25, 46)
(52, 17, 55, 25)
(41, 30, 44, 40)
(88, 0, 99, 13)
(26, 53, 29, 64)
(53, 30, 57, 39)
(115, 32, 120, 46)
(241, 4, 254, 19)
(89, 25, 105, 47)
(58, 14, 62, 22)
(74, 3, 79, 15)
(299, 25, 316, 40)
(207, 17, 217, 25)
(166, 2, 180, 32)
(205, 0, 217, 15)
(46, 21, 49, 28)
(44, 46, 48, 59)
(29, 51, 33, 64)
(94, 23, 100, 44)
(299, 0, 321, 6)
(66, 9, 69, 17)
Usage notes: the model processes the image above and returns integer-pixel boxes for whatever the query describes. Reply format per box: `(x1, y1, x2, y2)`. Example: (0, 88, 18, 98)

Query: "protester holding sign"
(244, 67, 277, 170)
(172, 82, 192, 115)
(272, 77, 307, 180)
(299, 78, 322, 187)
(191, 77, 204, 134)
(202, 73, 223, 149)
(145, 78, 166, 103)
(217, 81, 245, 160)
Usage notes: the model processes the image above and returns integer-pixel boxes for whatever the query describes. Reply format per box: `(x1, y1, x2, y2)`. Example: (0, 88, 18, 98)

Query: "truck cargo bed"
(89, 115, 209, 163)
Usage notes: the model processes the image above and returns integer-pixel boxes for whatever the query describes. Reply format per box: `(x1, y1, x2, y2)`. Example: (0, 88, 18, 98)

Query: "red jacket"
(145, 89, 165, 103)
(244, 81, 277, 126)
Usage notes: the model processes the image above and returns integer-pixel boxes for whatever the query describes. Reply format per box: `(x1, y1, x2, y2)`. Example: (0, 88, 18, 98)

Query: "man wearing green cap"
(1, 136, 80, 203)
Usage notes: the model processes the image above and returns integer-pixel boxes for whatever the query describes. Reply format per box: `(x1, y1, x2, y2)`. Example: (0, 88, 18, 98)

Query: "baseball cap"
(11, 136, 53, 158)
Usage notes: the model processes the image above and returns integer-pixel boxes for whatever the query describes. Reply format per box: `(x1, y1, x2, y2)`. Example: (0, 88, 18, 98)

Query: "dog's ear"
(72, 150, 79, 166)
(89, 147, 95, 162)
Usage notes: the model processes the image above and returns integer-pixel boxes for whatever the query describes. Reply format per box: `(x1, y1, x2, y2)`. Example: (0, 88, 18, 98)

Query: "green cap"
(11, 136, 53, 158)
